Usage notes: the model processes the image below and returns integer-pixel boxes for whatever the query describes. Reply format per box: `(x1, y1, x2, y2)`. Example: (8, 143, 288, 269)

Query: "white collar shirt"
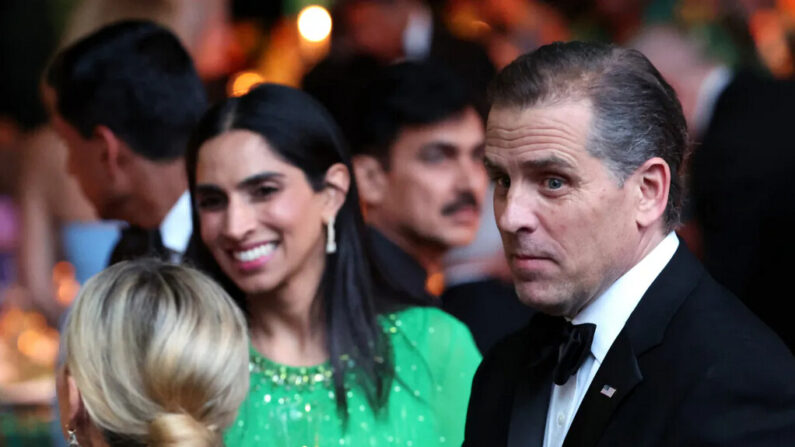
(159, 190, 193, 261)
(543, 232, 680, 447)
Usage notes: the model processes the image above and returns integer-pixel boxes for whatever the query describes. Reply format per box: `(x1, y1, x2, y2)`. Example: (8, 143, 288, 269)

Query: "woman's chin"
(231, 273, 280, 297)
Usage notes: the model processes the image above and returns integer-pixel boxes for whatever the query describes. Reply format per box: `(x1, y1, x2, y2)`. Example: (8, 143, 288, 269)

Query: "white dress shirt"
(159, 190, 193, 261)
(543, 232, 680, 447)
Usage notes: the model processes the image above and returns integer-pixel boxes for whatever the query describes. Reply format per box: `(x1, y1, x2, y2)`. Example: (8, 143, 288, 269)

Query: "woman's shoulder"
(381, 306, 469, 334)
(379, 306, 481, 412)
(379, 306, 477, 355)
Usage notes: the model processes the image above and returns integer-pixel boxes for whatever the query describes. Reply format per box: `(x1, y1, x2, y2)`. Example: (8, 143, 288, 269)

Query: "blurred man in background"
(45, 20, 207, 263)
(353, 61, 533, 352)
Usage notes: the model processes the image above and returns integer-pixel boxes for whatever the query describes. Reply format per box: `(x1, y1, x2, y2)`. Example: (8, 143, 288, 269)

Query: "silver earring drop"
(67, 428, 80, 446)
(326, 216, 337, 254)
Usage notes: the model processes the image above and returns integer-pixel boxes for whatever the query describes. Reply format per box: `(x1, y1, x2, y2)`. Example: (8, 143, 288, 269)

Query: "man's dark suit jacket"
(464, 243, 795, 446)
(691, 71, 795, 353)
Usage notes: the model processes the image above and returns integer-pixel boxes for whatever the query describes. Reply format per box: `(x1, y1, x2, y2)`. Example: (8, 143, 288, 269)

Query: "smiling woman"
(185, 84, 481, 446)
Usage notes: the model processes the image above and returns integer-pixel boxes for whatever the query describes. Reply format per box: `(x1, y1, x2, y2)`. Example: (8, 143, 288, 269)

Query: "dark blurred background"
(2, 0, 795, 444)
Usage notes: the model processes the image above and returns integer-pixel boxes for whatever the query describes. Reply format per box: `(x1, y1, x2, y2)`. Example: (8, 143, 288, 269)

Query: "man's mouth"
(441, 193, 481, 217)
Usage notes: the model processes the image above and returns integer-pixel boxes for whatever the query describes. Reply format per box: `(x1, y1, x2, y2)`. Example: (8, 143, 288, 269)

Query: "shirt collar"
(368, 227, 431, 301)
(159, 191, 192, 254)
(572, 232, 679, 363)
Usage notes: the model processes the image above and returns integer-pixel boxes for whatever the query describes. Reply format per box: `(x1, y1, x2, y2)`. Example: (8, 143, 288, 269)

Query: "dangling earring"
(67, 427, 80, 447)
(326, 216, 337, 254)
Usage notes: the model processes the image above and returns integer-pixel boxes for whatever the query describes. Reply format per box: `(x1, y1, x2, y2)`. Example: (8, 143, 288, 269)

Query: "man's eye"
(419, 148, 445, 163)
(495, 175, 511, 189)
(545, 178, 565, 190)
(472, 149, 485, 163)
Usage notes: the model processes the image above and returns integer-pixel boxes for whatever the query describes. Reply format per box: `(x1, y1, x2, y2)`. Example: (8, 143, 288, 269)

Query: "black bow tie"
(552, 321, 596, 386)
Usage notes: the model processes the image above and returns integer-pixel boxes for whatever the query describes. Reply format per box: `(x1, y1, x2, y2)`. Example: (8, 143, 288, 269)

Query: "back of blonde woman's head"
(63, 259, 249, 447)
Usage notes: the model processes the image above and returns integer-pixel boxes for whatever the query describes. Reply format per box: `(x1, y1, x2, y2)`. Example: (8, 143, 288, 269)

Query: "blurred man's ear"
(93, 125, 124, 178)
(352, 154, 388, 208)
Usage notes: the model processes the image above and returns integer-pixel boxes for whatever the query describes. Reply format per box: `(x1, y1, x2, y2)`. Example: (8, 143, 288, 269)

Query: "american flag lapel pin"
(600, 385, 617, 398)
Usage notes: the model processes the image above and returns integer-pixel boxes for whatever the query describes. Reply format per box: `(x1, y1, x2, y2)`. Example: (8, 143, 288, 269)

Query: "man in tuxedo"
(44, 20, 206, 263)
(464, 41, 795, 446)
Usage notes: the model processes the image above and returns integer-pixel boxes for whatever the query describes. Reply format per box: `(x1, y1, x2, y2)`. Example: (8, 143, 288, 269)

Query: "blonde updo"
(148, 413, 216, 446)
(62, 259, 249, 446)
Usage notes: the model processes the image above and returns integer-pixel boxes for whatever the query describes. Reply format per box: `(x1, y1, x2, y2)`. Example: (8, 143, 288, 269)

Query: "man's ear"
(633, 157, 670, 228)
(352, 155, 388, 207)
(93, 125, 124, 178)
(323, 163, 351, 223)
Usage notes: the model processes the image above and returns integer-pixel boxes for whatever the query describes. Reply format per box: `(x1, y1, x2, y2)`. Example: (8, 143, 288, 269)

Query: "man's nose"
(496, 185, 540, 235)
(454, 156, 488, 199)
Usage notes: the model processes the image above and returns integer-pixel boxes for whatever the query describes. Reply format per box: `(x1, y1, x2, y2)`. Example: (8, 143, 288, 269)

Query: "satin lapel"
(563, 242, 704, 447)
(562, 330, 642, 447)
(507, 313, 564, 447)
(507, 356, 555, 447)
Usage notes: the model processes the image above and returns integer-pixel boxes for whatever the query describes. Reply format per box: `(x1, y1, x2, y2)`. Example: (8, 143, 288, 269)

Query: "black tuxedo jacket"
(464, 244, 795, 446)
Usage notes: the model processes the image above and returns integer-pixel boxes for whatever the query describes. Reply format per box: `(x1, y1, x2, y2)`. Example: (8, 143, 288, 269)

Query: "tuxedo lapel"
(507, 356, 555, 447)
(507, 314, 564, 447)
(562, 331, 641, 447)
(563, 242, 704, 447)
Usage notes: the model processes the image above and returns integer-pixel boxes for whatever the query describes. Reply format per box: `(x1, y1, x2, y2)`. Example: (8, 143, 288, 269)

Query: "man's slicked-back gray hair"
(488, 41, 688, 231)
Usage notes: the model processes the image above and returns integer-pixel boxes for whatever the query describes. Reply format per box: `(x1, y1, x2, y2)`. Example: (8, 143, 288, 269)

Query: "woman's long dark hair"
(185, 84, 397, 417)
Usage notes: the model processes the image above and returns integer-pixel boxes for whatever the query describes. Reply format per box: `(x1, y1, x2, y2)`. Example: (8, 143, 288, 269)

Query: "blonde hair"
(62, 259, 249, 447)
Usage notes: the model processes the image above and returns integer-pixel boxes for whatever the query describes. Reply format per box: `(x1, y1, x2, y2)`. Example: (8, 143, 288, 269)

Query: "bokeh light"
(228, 70, 266, 97)
(298, 5, 332, 43)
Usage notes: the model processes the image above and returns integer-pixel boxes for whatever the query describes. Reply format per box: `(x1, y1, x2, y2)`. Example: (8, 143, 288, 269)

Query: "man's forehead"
(486, 99, 593, 131)
(485, 100, 592, 158)
(393, 111, 483, 147)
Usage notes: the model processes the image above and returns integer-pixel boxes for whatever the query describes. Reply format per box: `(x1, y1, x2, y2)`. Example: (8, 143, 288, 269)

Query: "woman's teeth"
(233, 243, 276, 262)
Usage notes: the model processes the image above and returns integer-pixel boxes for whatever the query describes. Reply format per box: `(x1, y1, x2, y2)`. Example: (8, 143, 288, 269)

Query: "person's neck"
(565, 227, 669, 319)
(631, 227, 669, 267)
(76, 417, 110, 447)
(247, 245, 328, 367)
(130, 160, 188, 229)
(370, 219, 446, 275)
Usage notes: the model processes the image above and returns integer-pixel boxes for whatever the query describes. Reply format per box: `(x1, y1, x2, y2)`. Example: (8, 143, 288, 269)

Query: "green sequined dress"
(224, 306, 482, 447)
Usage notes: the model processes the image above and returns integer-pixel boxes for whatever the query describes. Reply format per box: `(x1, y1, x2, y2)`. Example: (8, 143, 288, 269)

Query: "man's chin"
(96, 203, 124, 222)
(432, 227, 479, 248)
(99, 196, 142, 226)
(514, 284, 573, 316)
